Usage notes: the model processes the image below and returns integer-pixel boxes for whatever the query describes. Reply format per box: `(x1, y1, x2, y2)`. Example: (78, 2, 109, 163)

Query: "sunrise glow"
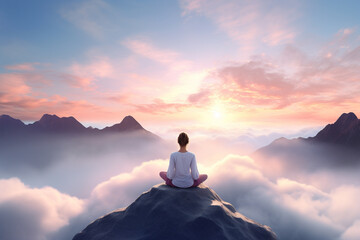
(1, 1, 360, 240)
(0, 0, 358, 136)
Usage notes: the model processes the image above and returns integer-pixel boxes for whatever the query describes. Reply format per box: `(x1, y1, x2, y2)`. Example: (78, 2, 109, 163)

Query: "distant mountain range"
(253, 112, 360, 170)
(0, 114, 163, 174)
(0, 114, 159, 139)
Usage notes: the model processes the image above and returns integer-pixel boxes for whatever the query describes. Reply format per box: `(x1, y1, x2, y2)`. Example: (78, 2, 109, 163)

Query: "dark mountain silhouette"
(253, 112, 360, 172)
(102, 115, 145, 133)
(0, 113, 163, 173)
(0, 114, 159, 139)
(310, 112, 360, 146)
(73, 184, 277, 240)
(28, 114, 87, 133)
(0, 115, 26, 134)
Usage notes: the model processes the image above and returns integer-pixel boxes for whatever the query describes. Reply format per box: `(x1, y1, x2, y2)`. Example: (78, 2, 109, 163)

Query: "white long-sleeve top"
(166, 151, 199, 188)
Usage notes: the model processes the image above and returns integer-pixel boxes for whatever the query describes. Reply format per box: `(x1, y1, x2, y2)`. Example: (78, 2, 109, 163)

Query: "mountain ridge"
(259, 112, 360, 149)
(253, 112, 360, 170)
(310, 112, 360, 146)
(0, 114, 26, 133)
(0, 113, 158, 138)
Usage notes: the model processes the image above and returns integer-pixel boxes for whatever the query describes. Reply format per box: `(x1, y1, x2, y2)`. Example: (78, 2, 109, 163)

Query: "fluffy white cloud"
(84, 154, 360, 240)
(90, 159, 168, 212)
(3, 154, 359, 240)
(341, 220, 360, 240)
(203, 155, 342, 239)
(0, 178, 84, 240)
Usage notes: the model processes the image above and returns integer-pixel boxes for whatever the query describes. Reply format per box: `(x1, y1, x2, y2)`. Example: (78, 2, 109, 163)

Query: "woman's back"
(159, 132, 207, 188)
(167, 152, 199, 188)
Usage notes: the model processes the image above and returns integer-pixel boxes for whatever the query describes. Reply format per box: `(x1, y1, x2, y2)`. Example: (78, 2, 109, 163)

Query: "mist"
(0, 132, 170, 197)
(252, 138, 360, 190)
(44, 154, 360, 240)
(1, 132, 359, 240)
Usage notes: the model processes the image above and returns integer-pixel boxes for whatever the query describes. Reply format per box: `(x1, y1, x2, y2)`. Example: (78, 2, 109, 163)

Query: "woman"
(160, 132, 208, 188)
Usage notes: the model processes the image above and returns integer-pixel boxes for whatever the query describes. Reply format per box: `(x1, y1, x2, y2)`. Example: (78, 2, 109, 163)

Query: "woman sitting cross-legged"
(160, 132, 208, 188)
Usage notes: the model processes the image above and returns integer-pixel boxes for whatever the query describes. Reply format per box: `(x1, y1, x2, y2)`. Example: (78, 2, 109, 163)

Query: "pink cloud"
(180, 0, 298, 55)
(185, 30, 360, 125)
(263, 30, 295, 46)
(0, 73, 31, 95)
(60, 73, 94, 90)
(105, 93, 131, 103)
(122, 39, 192, 71)
(4, 63, 37, 71)
(132, 98, 190, 114)
(343, 46, 360, 62)
(187, 60, 297, 109)
(68, 57, 114, 90)
(71, 58, 113, 78)
(0, 71, 103, 121)
(123, 39, 178, 64)
(187, 89, 211, 105)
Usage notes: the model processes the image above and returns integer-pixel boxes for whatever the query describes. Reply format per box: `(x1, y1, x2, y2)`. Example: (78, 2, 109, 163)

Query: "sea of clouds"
(0, 136, 359, 240)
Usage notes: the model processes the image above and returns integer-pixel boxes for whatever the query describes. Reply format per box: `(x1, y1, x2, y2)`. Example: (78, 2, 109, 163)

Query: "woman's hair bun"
(178, 132, 189, 147)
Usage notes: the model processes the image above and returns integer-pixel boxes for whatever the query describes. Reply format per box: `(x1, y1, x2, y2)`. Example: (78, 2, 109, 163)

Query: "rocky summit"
(73, 184, 276, 240)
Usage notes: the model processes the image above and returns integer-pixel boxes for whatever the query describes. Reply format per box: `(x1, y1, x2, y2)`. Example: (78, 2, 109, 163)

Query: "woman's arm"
(166, 154, 175, 179)
(190, 155, 200, 180)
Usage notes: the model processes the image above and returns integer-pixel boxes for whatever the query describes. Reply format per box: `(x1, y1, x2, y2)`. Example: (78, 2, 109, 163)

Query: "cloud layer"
(0, 178, 84, 240)
(2, 152, 360, 240)
(58, 155, 360, 240)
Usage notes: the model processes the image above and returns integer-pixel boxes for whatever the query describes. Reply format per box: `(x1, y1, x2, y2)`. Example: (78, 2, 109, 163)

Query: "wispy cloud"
(180, 0, 299, 56)
(123, 39, 179, 64)
(122, 39, 192, 71)
(60, 0, 110, 39)
(4, 63, 38, 71)
(132, 98, 190, 115)
(0, 70, 103, 120)
(67, 57, 114, 90)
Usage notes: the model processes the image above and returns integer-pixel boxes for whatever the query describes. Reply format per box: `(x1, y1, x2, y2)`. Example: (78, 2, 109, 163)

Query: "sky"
(1, 0, 360, 138)
(1, 2, 360, 240)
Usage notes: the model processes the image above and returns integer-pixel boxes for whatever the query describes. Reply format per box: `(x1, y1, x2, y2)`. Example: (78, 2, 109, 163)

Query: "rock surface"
(73, 184, 276, 240)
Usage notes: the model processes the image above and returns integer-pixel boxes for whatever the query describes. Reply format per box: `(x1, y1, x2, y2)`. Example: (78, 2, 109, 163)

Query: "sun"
(200, 103, 228, 125)
(211, 103, 225, 120)
(212, 110, 222, 119)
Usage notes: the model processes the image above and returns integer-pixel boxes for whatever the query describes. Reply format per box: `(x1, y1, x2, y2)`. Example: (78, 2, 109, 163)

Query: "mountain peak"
(0, 114, 158, 137)
(0, 114, 14, 119)
(39, 114, 60, 122)
(0, 115, 25, 133)
(313, 112, 360, 146)
(334, 112, 358, 126)
(31, 114, 86, 133)
(103, 115, 144, 132)
(120, 115, 143, 128)
(73, 184, 276, 240)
